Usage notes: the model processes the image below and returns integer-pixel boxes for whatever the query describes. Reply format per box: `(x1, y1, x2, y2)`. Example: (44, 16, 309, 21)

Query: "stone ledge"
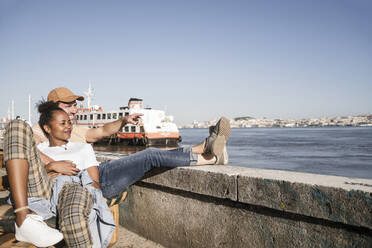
(141, 166, 238, 201)
(237, 169, 372, 230)
(96, 152, 372, 230)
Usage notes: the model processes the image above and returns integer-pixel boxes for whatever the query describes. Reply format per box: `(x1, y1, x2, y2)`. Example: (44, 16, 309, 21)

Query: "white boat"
(76, 98, 181, 146)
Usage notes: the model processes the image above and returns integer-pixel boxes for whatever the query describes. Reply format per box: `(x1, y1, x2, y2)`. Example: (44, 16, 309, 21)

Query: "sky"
(0, 0, 371, 125)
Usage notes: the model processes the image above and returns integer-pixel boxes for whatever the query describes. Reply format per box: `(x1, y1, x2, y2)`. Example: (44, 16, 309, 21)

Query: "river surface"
(94, 127, 372, 179)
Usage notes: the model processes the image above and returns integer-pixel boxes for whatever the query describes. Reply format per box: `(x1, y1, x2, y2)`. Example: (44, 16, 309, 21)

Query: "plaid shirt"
(3, 120, 52, 199)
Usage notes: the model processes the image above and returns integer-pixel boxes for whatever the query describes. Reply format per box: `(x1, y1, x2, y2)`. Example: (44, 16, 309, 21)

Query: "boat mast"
(84, 82, 94, 109)
(84, 83, 94, 126)
(7, 102, 11, 121)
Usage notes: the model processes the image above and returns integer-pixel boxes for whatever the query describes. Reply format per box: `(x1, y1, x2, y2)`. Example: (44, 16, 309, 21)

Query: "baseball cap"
(47, 87, 84, 103)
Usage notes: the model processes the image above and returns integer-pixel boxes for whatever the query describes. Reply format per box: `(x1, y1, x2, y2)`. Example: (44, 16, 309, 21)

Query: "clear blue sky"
(1, 0, 371, 125)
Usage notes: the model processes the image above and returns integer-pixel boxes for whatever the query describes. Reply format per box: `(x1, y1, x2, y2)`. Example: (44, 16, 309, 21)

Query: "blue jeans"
(98, 147, 197, 198)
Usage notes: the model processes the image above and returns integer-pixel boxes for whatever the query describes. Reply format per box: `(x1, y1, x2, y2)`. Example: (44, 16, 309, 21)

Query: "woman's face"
(44, 110, 73, 142)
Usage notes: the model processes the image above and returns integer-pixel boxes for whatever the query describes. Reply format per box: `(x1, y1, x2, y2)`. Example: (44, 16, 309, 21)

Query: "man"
(32, 87, 144, 177)
(32, 87, 143, 144)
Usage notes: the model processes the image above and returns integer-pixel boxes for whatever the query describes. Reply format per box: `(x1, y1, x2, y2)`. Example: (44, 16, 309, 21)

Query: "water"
(94, 127, 372, 180)
(180, 127, 372, 179)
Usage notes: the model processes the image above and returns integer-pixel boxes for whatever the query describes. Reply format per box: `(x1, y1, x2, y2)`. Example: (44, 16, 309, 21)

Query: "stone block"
(120, 184, 372, 248)
(140, 166, 239, 201)
(237, 168, 372, 229)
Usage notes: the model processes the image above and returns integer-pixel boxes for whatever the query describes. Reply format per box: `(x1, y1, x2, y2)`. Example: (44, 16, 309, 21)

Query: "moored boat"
(76, 98, 181, 146)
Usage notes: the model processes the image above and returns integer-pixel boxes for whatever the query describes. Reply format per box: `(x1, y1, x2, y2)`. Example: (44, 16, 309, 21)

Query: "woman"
(37, 101, 230, 200)
(4, 126, 96, 246)
(26, 101, 116, 247)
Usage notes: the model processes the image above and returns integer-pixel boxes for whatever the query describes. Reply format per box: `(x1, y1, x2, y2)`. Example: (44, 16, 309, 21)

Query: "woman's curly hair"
(37, 100, 65, 136)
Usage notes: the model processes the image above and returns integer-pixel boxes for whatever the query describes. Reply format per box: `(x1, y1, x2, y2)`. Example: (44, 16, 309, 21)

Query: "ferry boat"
(76, 98, 181, 146)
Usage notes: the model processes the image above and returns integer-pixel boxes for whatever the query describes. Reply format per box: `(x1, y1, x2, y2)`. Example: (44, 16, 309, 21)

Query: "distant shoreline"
(180, 125, 372, 129)
(180, 114, 372, 129)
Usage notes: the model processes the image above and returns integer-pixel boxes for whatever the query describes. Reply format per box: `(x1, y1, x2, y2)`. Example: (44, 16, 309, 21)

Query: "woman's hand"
(47, 160, 80, 175)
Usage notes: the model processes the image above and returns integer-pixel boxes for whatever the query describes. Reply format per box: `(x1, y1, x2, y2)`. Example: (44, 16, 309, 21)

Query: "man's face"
(58, 101, 78, 121)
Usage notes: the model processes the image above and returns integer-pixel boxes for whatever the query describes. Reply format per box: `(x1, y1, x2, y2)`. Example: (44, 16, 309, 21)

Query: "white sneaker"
(15, 214, 63, 247)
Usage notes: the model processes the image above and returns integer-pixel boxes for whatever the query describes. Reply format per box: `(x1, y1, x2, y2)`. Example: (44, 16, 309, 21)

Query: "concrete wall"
(96, 152, 372, 248)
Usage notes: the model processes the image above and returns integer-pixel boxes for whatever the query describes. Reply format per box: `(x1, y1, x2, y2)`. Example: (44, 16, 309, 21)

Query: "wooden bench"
(0, 151, 121, 247)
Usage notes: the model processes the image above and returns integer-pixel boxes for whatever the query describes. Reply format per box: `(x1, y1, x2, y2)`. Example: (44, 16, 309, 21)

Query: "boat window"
(90, 114, 93, 120)
(131, 126, 136, 132)
(79, 115, 82, 120)
(125, 126, 129, 132)
(84, 115, 87, 120)
(97, 114, 101, 120)
(102, 114, 106, 119)
(119, 113, 123, 118)
(113, 113, 117, 119)
(140, 126, 144, 132)
(107, 113, 111, 120)
(125, 112, 129, 116)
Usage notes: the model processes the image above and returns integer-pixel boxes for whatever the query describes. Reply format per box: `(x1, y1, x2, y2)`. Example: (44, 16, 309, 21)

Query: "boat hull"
(97, 132, 181, 146)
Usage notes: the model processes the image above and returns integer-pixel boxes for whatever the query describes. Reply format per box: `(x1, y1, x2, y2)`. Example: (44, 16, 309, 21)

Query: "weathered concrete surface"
(120, 185, 371, 248)
(237, 168, 372, 229)
(97, 153, 372, 247)
(113, 226, 164, 248)
(141, 166, 238, 201)
(125, 164, 372, 229)
(0, 223, 164, 248)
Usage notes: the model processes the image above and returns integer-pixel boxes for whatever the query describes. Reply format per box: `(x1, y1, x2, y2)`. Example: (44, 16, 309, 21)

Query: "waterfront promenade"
(0, 151, 371, 247)
(115, 226, 164, 248)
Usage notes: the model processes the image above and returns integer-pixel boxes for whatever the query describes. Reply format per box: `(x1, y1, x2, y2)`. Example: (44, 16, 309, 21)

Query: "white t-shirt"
(37, 142, 99, 171)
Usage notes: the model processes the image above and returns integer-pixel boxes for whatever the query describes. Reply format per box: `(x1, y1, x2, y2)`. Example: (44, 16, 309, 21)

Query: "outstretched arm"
(85, 113, 143, 143)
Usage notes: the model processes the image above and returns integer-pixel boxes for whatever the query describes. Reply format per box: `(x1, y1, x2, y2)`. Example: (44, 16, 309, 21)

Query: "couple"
(4, 87, 231, 247)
